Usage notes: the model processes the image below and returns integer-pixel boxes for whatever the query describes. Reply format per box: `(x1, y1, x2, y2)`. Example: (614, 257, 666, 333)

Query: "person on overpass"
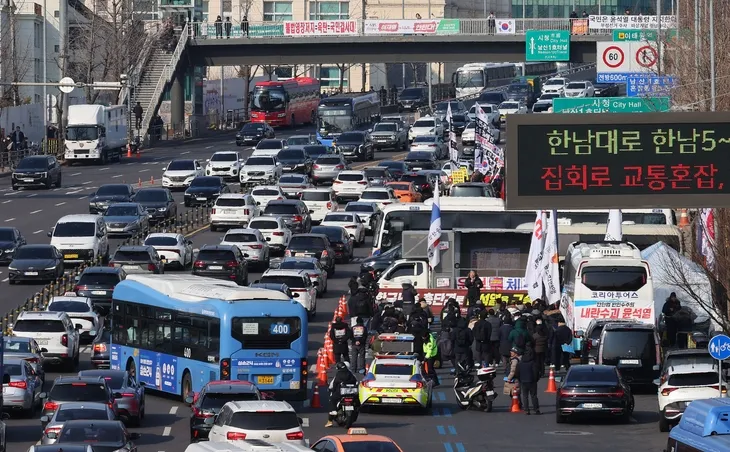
(325, 361, 358, 427)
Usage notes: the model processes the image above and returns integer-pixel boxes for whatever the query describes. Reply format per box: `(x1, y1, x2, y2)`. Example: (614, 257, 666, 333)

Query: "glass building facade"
(511, 0, 674, 18)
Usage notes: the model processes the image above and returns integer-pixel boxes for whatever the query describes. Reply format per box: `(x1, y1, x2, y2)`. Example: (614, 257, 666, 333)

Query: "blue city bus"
(667, 398, 730, 452)
(109, 274, 309, 401)
(316, 91, 380, 146)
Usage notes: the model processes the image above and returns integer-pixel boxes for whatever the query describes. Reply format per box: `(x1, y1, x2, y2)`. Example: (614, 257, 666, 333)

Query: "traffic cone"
(546, 365, 557, 393)
(310, 384, 322, 408)
(317, 352, 328, 386)
(510, 387, 521, 413)
(126, 144, 132, 158)
(339, 295, 348, 316)
(326, 340, 335, 365)
(679, 208, 690, 227)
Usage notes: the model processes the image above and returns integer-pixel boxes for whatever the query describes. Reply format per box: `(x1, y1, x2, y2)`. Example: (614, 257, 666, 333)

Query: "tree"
(0, 2, 33, 106)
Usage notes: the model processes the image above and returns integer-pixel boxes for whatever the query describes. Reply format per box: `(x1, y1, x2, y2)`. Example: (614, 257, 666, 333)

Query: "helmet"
(336, 362, 348, 371)
(402, 279, 412, 286)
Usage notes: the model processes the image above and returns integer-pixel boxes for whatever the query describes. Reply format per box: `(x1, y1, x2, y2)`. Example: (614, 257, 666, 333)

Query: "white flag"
(605, 209, 623, 241)
(525, 210, 547, 301)
(427, 180, 442, 268)
(539, 211, 561, 306)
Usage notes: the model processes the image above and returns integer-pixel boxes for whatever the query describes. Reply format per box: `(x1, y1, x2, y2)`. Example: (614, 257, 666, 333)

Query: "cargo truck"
(64, 104, 127, 165)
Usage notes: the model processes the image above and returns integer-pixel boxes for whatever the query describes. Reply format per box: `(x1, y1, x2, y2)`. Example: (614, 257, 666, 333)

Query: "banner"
(570, 19, 588, 35)
(525, 211, 547, 301)
(375, 288, 530, 314)
(203, 23, 284, 37)
(363, 19, 459, 35)
(539, 212, 561, 305)
(474, 103, 500, 175)
(283, 20, 358, 36)
(495, 19, 515, 35)
(447, 103, 458, 167)
(573, 294, 655, 332)
(588, 15, 677, 30)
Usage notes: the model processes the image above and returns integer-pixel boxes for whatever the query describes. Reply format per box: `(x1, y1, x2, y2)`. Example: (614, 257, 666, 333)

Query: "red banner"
(375, 288, 530, 314)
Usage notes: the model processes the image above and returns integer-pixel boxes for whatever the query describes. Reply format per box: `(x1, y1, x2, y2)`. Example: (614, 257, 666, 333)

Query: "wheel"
(210, 224, 217, 232)
(8, 280, 15, 285)
(55, 174, 62, 188)
(556, 411, 566, 424)
(485, 399, 493, 412)
(659, 415, 670, 432)
(181, 372, 193, 402)
(184, 200, 190, 207)
(11, 185, 17, 191)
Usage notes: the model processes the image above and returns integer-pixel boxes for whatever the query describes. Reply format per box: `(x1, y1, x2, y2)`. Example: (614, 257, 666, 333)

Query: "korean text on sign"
(283, 20, 358, 36)
(588, 14, 677, 30)
(580, 307, 653, 321)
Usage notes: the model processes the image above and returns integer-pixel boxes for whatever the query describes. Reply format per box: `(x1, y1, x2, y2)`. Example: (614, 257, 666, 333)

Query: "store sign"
(283, 20, 358, 36)
(504, 112, 730, 209)
(375, 289, 530, 314)
(588, 14, 677, 30)
(363, 19, 460, 35)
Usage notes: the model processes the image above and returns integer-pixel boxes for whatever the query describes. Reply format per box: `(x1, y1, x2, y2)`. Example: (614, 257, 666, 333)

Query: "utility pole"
(362, 0, 367, 91)
(59, 0, 68, 135)
(709, 0, 715, 111)
(656, 0, 662, 75)
(42, 0, 48, 129)
(402, 0, 406, 90)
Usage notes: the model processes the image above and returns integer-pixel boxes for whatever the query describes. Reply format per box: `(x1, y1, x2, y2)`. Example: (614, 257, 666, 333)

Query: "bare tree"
(0, 3, 34, 106)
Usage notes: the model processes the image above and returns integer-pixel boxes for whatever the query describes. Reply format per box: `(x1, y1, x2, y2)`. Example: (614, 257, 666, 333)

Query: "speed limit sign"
(603, 46, 625, 68)
(597, 42, 630, 73)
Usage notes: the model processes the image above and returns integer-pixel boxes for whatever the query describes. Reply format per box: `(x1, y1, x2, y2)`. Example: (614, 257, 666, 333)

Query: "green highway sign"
(553, 97, 671, 113)
(613, 29, 658, 41)
(526, 30, 570, 62)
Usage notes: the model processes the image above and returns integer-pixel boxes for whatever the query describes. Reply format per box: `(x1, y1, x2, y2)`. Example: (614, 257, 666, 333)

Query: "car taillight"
(557, 389, 570, 397)
(586, 341, 592, 352)
(93, 343, 107, 353)
(121, 392, 135, 398)
(193, 260, 205, 268)
(226, 261, 238, 268)
(313, 164, 321, 169)
(220, 358, 231, 380)
(192, 406, 214, 418)
(711, 385, 728, 394)
(107, 262, 115, 267)
(382, 202, 391, 205)
(211, 208, 217, 214)
(661, 387, 677, 396)
(107, 402, 114, 410)
(244, 209, 250, 215)
(227, 432, 247, 440)
(307, 273, 319, 278)
(335, 164, 345, 170)
(273, 231, 285, 236)
(321, 250, 329, 257)
(326, 202, 332, 209)
(61, 334, 68, 347)
(414, 381, 424, 389)
(612, 389, 625, 398)
(357, 181, 368, 185)
(293, 215, 303, 222)
(285, 250, 292, 257)
(44, 427, 62, 437)
(74, 285, 87, 292)
(147, 263, 156, 271)
(286, 431, 304, 440)
(345, 225, 356, 229)
(250, 244, 263, 249)
(333, 180, 342, 184)
(44, 401, 59, 411)
(8, 381, 26, 389)
(277, 196, 283, 200)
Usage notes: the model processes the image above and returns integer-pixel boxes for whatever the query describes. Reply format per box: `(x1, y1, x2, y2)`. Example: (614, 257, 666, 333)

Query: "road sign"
(553, 97, 670, 113)
(627, 76, 675, 97)
(602, 45, 625, 69)
(709, 335, 730, 361)
(635, 45, 658, 68)
(613, 29, 658, 41)
(58, 77, 75, 94)
(525, 30, 570, 62)
(597, 41, 662, 83)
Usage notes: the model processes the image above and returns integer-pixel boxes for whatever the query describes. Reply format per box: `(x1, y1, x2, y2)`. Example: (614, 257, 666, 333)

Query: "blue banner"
(138, 350, 156, 388)
(235, 358, 298, 368)
(110, 344, 121, 370)
(596, 72, 651, 83)
(160, 354, 178, 393)
(627, 75, 675, 97)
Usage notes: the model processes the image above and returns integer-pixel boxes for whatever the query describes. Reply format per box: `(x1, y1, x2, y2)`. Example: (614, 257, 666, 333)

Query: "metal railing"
(119, 31, 159, 106)
(0, 140, 65, 173)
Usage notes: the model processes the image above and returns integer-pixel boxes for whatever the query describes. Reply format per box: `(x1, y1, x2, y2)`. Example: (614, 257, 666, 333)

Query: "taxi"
(359, 354, 433, 410)
(312, 428, 404, 452)
(385, 181, 422, 203)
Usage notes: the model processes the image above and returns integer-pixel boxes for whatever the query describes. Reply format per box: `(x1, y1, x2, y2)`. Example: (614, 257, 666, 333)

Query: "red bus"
(249, 77, 320, 127)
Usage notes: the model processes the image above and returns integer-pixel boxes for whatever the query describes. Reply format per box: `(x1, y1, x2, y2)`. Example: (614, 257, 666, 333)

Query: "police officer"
(422, 330, 440, 386)
(350, 317, 368, 374)
(329, 317, 352, 363)
(325, 362, 358, 427)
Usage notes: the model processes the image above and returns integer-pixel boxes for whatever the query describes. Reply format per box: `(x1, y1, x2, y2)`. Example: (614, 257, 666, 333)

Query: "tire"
(181, 372, 193, 403)
(184, 200, 190, 207)
(556, 411, 566, 424)
(659, 414, 670, 432)
(210, 224, 217, 232)
(11, 185, 17, 191)
(344, 412, 354, 429)
(56, 174, 62, 188)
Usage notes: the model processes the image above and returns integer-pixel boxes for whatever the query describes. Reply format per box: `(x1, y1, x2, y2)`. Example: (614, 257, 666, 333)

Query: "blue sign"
(627, 75, 675, 97)
(235, 358, 297, 368)
(270, 323, 291, 335)
(110, 344, 121, 370)
(597, 72, 649, 83)
(160, 354, 177, 393)
(709, 334, 730, 361)
(138, 350, 156, 387)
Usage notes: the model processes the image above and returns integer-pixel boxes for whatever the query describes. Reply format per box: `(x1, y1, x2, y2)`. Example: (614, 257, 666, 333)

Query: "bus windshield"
(318, 111, 351, 135)
(251, 87, 286, 111)
(456, 70, 484, 88)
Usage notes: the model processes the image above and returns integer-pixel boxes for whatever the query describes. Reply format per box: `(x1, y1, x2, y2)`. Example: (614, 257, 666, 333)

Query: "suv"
(133, 188, 177, 224)
(598, 322, 662, 386)
(657, 363, 725, 432)
(333, 170, 369, 203)
(0, 226, 25, 264)
(11, 311, 81, 371)
(41, 376, 119, 418)
(240, 155, 282, 188)
(579, 319, 637, 365)
(205, 151, 244, 181)
(253, 139, 288, 157)
(398, 87, 427, 111)
(88, 184, 135, 214)
(369, 122, 407, 151)
(277, 148, 313, 175)
(186, 380, 262, 442)
(449, 182, 495, 198)
(109, 245, 164, 274)
(210, 194, 260, 231)
(48, 214, 110, 265)
(261, 200, 312, 234)
(284, 233, 336, 276)
(206, 401, 305, 445)
(74, 267, 125, 315)
(161, 159, 204, 189)
(12, 155, 62, 190)
(333, 131, 374, 162)
(300, 188, 337, 224)
(193, 245, 249, 286)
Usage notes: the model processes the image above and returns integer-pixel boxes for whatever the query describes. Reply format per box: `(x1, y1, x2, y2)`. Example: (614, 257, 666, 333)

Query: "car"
(321, 212, 366, 246)
(184, 176, 230, 207)
(46, 295, 100, 343)
(205, 151, 244, 181)
(300, 188, 338, 224)
(109, 245, 164, 275)
(358, 187, 399, 210)
(593, 81, 620, 97)
(286, 134, 318, 146)
(312, 428, 405, 452)
(248, 216, 292, 255)
(205, 401, 305, 445)
(253, 138, 288, 157)
(419, 169, 451, 195)
(333, 170, 369, 202)
(235, 122, 275, 146)
(386, 181, 422, 203)
(538, 92, 563, 103)
(656, 363, 726, 432)
(343, 201, 381, 234)
(143, 233, 194, 269)
(8, 244, 64, 284)
(284, 233, 337, 276)
(497, 100, 528, 123)
(660, 349, 716, 384)
(448, 113, 469, 135)
(259, 269, 318, 318)
(363, 167, 395, 187)
(162, 159, 205, 189)
(2, 358, 42, 416)
(250, 185, 286, 207)
(476, 90, 508, 106)
(461, 122, 476, 144)
(377, 160, 408, 180)
(433, 100, 467, 121)
(40, 402, 116, 445)
(400, 172, 434, 199)
(311, 225, 354, 264)
(312, 154, 348, 185)
(210, 193, 260, 231)
(193, 244, 249, 286)
(239, 155, 282, 187)
(468, 103, 500, 126)
(133, 187, 177, 224)
(555, 365, 634, 424)
(277, 147, 313, 175)
(302, 144, 330, 161)
(248, 282, 294, 298)
(404, 151, 438, 171)
(0, 227, 24, 265)
(398, 86, 427, 111)
(360, 243, 402, 277)
(185, 380, 263, 443)
(450, 182, 495, 198)
(78, 370, 146, 426)
(410, 136, 446, 159)
(90, 327, 111, 369)
(333, 131, 374, 162)
(3, 336, 45, 383)
(88, 184, 135, 214)
(532, 100, 554, 114)
(597, 322, 661, 386)
(369, 121, 408, 151)
(261, 199, 312, 233)
(11, 155, 62, 190)
(102, 202, 149, 237)
(578, 319, 638, 365)
(277, 257, 328, 295)
(73, 267, 125, 315)
(49, 214, 110, 266)
(277, 173, 313, 199)
(564, 80, 595, 98)
(46, 420, 140, 451)
(220, 228, 271, 270)
(40, 375, 118, 418)
(359, 356, 433, 410)
(542, 77, 570, 94)
(408, 116, 443, 142)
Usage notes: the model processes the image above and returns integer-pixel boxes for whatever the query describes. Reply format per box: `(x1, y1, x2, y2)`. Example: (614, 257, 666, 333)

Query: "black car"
(404, 151, 438, 171)
(11, 155, 62, 190)
(579, 319, 637, 365)
(193, 245, 249, 286)
(398, 87, 427, 111)
(302, 145, 330, 160)
(235, 122, 274, 145)
(186, 380, 262, 442)
(133, 188, 177, 223)
(477, 91, 508, 106)
(449, 114, 469, 135)
(48, 419, 140, 451)
(277, 148, 313, 175)
(400, 172, 434, 199)
(89, 184, 135, 214)
(450, 182, 495, 198)
(285, 234, 336, 276)
(184, 176, 230, 207)
(8, 244, 64, 284)
(74, 266, 126, 316)
(597, 322, 661, 386)
(261, 200, 312, 233)
(0, 227, 25, 264)
(360, 243, 402, 277)
(90, 327, 111, 369)
(377, 160, 408, 179)
(593, 81, 620, 97)
(556, 365, 634, 424)
(333, 131, 374, 162)
(311, 225, 354, 264)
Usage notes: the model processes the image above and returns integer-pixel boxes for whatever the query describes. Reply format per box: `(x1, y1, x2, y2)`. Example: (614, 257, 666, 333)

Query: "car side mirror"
(413, 281, 417, 286)
(265, 237, 271, 241)
(298, 417, 304, 425)
(257, 201, 261, 205)
(292, 292, 300, 298)
(75, 324, 83, 330)
(204, 417, 216, 425)
(39, 392, 47, 399)
(40, 415, 49, 424)
(243, 253, 250, 258)
(47, 231, 52, 238)
(312, 281, 319, 287)
(653, 378, 660, 386)
(185, 396, 194, 405)
(254, 279, 260, 284)
(129, 432, 141, 440)
(41, 348, 48, 353)
(309, 210, 314, 214)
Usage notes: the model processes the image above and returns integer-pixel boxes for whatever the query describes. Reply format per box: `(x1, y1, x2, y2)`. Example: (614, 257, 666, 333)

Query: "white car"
(248, 216, 292, 254)
(45, 294, 100, 342)
(532, 101, 554, 114)
(564, 81, 595, 98)
(461, 122, 500, 146)
(220, 228, 270, 269)
(657, 363, 727, 432)
(343, 201, 381, 233)
(239, 155, 283, 187)
(468, 104, 499, 126)
(250, 185, 286, 208)
(10, 311, 80, 371)
(333, 170, 370, 202)
(143, 232, 194, 269)
(358, 187, 399, 210)
(542, 77, 570, 94)
(162, 159, 204, 189)
(321, 212, 366, 245)
(206, 401, 306, 445)
(260, 269, 317, 317)
(210, 193, 260, 231)
(277, 256, 328, 295)
(410, 136, 446, 159)
(205, 151, 244, 181)
(300, 188, 337, 224)
(408, 116, 443, 142)
(497, 100, 528, 124)
(538, 92, 563, 103)
(252, 139, 288, 157)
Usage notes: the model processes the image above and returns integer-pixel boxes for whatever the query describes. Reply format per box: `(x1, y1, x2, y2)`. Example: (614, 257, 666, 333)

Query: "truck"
(506, 77, 541, 107)
(64, 104, 127, 165)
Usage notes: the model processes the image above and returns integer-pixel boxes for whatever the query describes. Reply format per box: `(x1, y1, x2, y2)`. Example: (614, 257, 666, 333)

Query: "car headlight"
(158, 207, 167, 212)
(185, 176, 195, 182)
(8, 266, 17, 271)
(4, 248, 14, 253)
(44, 266, 57, 271)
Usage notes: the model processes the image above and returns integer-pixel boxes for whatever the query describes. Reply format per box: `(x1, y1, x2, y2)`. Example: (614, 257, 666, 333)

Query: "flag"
(605, 209, 623, 241)
(539, 210, 561, 305)
(525, 210, 547, 301)
(427, 180, 442, 268)
(699, 208, 715, 271)
(446, 103, 458, 167)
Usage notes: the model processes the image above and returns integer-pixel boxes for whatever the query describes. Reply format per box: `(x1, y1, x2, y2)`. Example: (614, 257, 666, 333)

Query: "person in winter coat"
(420, 300, 434, 326)
(347, 287, 373, 326)
(508, 318, 534, 351)
(450, 318, 473, 368)
(506, 346, 522, 382)
(325, 362, 358, 427)
(350, 317, 368, 374)
(441, 302, 460, 330)
(463, 271, 483, 307)
(486, 309, 502, 366)
(472, 311, 493, 366)
(552, 318, 573, 372)
(396, 314, 408, 333)
(499, 319, 514, 374)
(348, 276, 359, 295)
(533, 320, 549, 378)
(518, 347, 541, 415)
(329, 317, 352, 363)
(422, 331, 440, 385)
(399, 279, 418, 310)
(497, 302, 512, 324)
(467, 300, 485, 320)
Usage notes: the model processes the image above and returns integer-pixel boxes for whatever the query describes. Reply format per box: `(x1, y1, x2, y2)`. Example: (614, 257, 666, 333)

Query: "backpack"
(456, 328, 469, 348)
(514, 332, 527, 349)
(476, 321, 490, 343)
(354, 295, 369, 315)
(438, 331, 454, 358)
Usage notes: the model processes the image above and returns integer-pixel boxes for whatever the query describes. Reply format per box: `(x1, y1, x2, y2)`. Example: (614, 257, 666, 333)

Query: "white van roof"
(56, 214, 100, 223)
(184, 439, 312, 452)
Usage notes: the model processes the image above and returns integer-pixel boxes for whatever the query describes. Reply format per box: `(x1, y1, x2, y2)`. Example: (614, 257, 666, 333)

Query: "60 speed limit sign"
(603, 46, 625, 68)
(597, 42, 632, 73)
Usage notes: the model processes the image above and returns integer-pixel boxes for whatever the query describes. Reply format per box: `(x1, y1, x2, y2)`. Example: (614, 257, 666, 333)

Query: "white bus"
(452, 62, 559, 98)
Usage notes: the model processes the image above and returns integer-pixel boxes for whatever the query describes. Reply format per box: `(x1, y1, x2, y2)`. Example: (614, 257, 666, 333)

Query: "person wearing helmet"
(325, 361, 358, 427)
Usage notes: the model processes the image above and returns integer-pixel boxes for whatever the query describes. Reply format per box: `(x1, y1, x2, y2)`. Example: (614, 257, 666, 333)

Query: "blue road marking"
(444, 443, 454, 452)
(442, 407, 452, 417)
(437, 425, 446, 435)
(433, 408, 441, 417)
(456, 443, 466, 452)
(448, 426, 457, 435)
(437, 392, 446, 401)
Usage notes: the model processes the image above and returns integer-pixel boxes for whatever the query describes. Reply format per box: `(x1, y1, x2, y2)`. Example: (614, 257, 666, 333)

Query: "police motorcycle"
(453, 362, 497, 412)
(334, 383, 360, 428)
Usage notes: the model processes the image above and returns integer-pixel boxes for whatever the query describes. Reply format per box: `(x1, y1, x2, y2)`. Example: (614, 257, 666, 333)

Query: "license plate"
(37, 340, 48, 345)
(23, 178, 34, 182)
(381, 398, 402, 404)
(64, 254, 79, 259)
(619, 359, 641, 365)
(209, 265, 223, 270)
(581, 403, 603, 409)
(224, 209, 236, 214)
(486, 391, 495, 396)
(343, 187, 356, 191)
(25, 271, 39, 276)
(91, 291, 106, 295)
(257, 376, 274, 385)
(196, 197, 207, 201)
(344, 406, 355, 411)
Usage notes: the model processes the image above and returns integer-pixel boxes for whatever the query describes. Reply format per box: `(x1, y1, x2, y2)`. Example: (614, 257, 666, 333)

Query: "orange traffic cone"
(546, 365, 557, 393)
(339, 295, 348, 316)
(679, 208, 690, 227)
(126, 144, 132, 158)
(310, 384, 322, 408)
(510, 386, 521, 413)
(326, 340, 335, 365)
(317, 351, 328, 386)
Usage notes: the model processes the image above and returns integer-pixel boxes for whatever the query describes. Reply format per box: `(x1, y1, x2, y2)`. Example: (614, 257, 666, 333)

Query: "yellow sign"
(451, 168, 468, 184)
(64, 254, 78, 259)
(257, 375, 274, 385)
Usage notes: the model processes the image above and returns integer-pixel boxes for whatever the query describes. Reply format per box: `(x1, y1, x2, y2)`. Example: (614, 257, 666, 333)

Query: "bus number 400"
(270, 324, 290, 335)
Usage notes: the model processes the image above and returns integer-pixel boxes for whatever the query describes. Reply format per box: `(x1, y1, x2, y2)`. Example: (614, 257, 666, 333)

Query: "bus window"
(581, 266, 647, 291)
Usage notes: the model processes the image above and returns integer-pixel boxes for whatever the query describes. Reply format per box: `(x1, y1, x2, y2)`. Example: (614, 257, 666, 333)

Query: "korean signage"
(204, 23, 284, 37)
(283, 20, 358, 36)
(363, 19, 459, 35)
(613, 29, 658, 41)
(375, 289, 530, 314)
(526, 30, 570, 61)
(627, 76, 675, 97)
(596, 41, 663, 83)
(574, 295, 655, 332)
(553, 97, 670, 114)
(570, 19, 589, 35)
(504, 112, 730, 209)
(589, 14, 677, 30)
(136, 350, 178, 393)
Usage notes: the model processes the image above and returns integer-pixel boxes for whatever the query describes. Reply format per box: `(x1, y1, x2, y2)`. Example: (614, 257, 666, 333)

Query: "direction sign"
(627, 76, 675, 97)
(58, 77, 75, 94)
(525, 30, 570, 62)
(553, 97, 670, 113)
(709, 335, 730, 361)
(613, 29, 658, 41)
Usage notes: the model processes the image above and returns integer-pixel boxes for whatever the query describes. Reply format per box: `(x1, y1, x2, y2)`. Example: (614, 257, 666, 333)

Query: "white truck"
(64, 104, 127, 165)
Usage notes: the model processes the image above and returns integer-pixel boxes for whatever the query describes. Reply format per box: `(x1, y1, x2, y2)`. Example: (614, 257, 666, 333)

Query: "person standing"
(663, 292, 681, 346)
(241, 15, 249, 37)
(472, 311, 492, 367)
(486, 309, 502, 366)
(422, 331, 440, 385)
(214, 15, 223, 39)
(10, 126, 25, 152)
(451, 318, 473, 368)
(329, 316, 352, 364)
(224, 17, 232, 38)
(487, 11, 496, 34)
(533, 319, 548, 378)
(552, 318, 573, 372)
(518, 347, 541, 415)
(463, 271, 483, 307)
(349, 317, 368, 374)
(399, 279, 418, 315)
(133, 102, 143, 130)
(499, 318, 514, 374)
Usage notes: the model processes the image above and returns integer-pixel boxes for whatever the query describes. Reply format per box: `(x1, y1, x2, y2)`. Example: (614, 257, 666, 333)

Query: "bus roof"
(255, 77, 319, 90)
(319, 92, 379, 106)
(121, 274, 292, 302)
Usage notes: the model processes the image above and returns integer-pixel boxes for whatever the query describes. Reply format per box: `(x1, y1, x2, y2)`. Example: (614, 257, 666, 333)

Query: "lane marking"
(82, 181, 92, 185)
(1, 200, 10, 204)
(181, 151, 190, 154)
(112, 174, 123, 178)
(437, 426, 446, 435)
(71, 172, 82, 176)
(169, 406, 178, 415)
(448, 426, 457, 435)
(99, 167, 110, 171)
(55, 202, 66, 207)
(162, 427, 171, 436)
(301, 417, 309, 428)
(27, 193, 37, 198)
(30, 210, 42, 214)
(3, 193, 17, 196)
(205, 145, 214, 149)
(66, 190, 82, 195)
(437, 392, 446, 401)
(139, 169, 150, 173)
(1, 278, 7, 282)
(33, 230, 43, 234)
(78, 196, 87, 200)
(4, 218, 14, 222)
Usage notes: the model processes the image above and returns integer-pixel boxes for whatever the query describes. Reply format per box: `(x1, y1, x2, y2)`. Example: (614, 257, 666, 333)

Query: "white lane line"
(78, 196, 87, 200)
(71, 172, 82, 176)
(82, 181, 92, 185)
(1, 278, 7, 282)
(30, 209, 42, 215)
(66, 190, 82, 195)
(162, 427, 171, 436)
(112, 174, 123, 178)
(205, 145, 214, 149)
(27, 193, 37, 198)
(99, 167, 110, 171)
(139, 169, 150, 173)
(181, 151, 190, 154)
(55, 202, 66, 207)
(4, 218, 14, 222)
(1, 200, 11, 204)
(169, 406, 178, 415)
(179, 202, 185, 205)
(228, 141, 235, 144)
(301, 418, 309, 428)
(2, 193, 15, 196)
(33, 230, 43, 234)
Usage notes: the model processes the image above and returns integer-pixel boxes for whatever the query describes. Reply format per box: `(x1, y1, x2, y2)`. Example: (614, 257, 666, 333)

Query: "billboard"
(504, 112, 730, 209)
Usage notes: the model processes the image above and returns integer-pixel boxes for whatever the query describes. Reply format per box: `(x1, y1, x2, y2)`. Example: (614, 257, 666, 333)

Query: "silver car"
(278, 174, 312, 198)
(2, 358, 42, 416)
(40, 402, 116, 445)
(3, 336, 45, 384)
(312, 154, 349, 185)
(77, 370, 146, 426)
(277, 257, 329, 295)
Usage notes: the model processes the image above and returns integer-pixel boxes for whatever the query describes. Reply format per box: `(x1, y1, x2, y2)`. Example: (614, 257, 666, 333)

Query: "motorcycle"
(334, 383, 360, 428)
(453, 362, 497, 412)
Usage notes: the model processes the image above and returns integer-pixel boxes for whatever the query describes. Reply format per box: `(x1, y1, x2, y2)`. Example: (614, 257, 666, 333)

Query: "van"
(48, 215, 110, 264)
(184, 440, 312, 452)
(597, 322, 661, 386)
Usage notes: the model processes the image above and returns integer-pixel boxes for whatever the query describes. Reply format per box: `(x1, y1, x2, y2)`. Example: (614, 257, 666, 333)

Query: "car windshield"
(14, 246, 55, 259)
(56, 407, 110, 422)
(260, 275, 307, 289)
(215, 198, 248, 207)
(338, 173, 364, 182)
(279, 176, 306, 184)
(374, 123, 397, 132)
(581, 266, 647, 291)
(361, 191, 390, 200)
(545, 79, 565, 86)
(406, 153, 431, 160)
(413, 136, 437, 143)
(665, 353, 714, 370)
(104, 206, 139, 216)
(364, 168, 387, 178)
(112, 250, 150, 261)
(48, 301, 91, 313)
(541, 93, 560, 100)
(4, 364, 22, 376)
(4, 339, 30, 353)
(287, 137, 310, 146)
(16, 157, 47, 170)
(59, 424, 123, 443)
(317, 157, 343, 165)
(0, 230, 14, 241)
(13, 319, 65, 332)
(566, 368, 618, 384)
(53, 222, 96, 237)
(288, 236, 326, 249)
(668, 372, 718, 387)
(413, 120, 435, 128)
(303, 145, 327, 157)
(241, 124, 265, 133)
(325, 214, 354, 223)
(345, 204, 374, 213)
(224, 233, 258, 243)
(400, 88, 423, 97)
(451, 186, 488, 197)
(301, 191, 331, 201)
(401, 174, 429, 185)
(249, 220, 279, 230)
(342, 442, 401, 452)
(379, 162, 405, 171)
(601, 330, 656, 361)
(478, 93, 504, 103)
(211, 153, 237, 162)
(311, 227, 343, 242)
(257, 140, 283, 150)
(338, 133, 364, 142)
(200, 392, 259, 409)
(388, 183, 411, 191)
(96, 186, 129, 196)
(197, 250, 235, 261)
(465, 123, 476, 130)
(278, 150, 306, 160)
(567, 82, 588, 89)
(452, 114, 467, 122)
(251, 87, 286, 111)
(281, 260, 317, 271)
(229, 411, 300, 430)
(252, 189, 280, 196)
(78, 272, 119, 286)
(374, 364, 414, 375)
(264, 205, 298, 215)
(135, 190, 167, 202)
(144, 236, 178, 246)
(499, 102, 519, 110)
(435, 102, 460, 112)
(190, 178, 220, 188)
(533, 103, 552, 113)
(246, 157, 275, 166)
(167, 160, 195, 171)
